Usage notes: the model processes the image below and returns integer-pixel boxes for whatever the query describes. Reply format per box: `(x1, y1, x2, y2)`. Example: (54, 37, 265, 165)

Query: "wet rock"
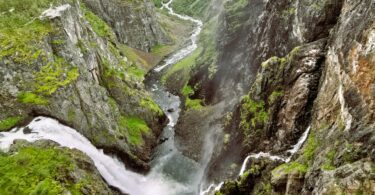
(158, 137, 169, 144)
(167, 108, 175, 112)
(23, 127, 32, 134)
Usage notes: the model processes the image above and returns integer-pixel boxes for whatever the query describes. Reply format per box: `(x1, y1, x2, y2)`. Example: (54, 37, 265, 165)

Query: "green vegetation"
(272, 161, 308, 176)
(0, 0, 80, 105)
(34, 57, 79, 95)
(0, 116, 23, 131)
(127, 65, 145, 79)
(0, 0, 57, 63)
(118, 116, 151, 146)
(303, 132, 319, 162)
(140, 97, 163, 116)
(0, 146, 84, 194)
(151, 44, 174, 56)
(261, 56, 287, 69)
(199, 19, 218, 79)
(170, 0, 211, 18)
(181, 84, 194, 97)
(240, 95, 269, 130)
(81, 4, 114, 38)
(18, 92, 49, 105)
(17, 56, 79, 105)
(321, 149, 336, 171)
(120, 45, 150, 69)
(153, 0, 165, 8)
(181, 85, 204, 110)
(269, 90, 284, 104)
(162, 47, 203, 84)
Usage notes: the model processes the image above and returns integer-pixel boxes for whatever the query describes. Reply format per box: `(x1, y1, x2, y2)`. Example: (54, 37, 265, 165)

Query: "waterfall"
(200, 126, 311, 194)
(238, 126, 311, 176)
(0, 117, 187, 195)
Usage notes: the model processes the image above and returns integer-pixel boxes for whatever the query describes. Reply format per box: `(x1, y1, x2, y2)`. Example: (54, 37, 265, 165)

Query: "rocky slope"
(0, 140, 117, 194)
(156, 0, 374, 194)
(0, 0, 167, 171)
(203, 0, 375, 194)
(82, 0, 171, 52)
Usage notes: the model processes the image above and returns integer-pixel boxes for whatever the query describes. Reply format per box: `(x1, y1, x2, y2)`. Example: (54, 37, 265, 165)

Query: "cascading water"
(0, 117, 186, 195)
(200, 126, 312, 195)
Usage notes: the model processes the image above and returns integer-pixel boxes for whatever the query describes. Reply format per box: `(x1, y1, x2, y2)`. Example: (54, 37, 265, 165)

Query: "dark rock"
(23, 127, 32, 134)
(158, 137, 169, 144)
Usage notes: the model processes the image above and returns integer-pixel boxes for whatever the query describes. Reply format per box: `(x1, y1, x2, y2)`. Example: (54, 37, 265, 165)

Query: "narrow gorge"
(0, 0, 374, 195)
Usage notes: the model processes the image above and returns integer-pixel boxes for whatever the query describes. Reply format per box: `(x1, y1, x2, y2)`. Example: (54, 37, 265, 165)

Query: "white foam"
(0, 117, 186, 195)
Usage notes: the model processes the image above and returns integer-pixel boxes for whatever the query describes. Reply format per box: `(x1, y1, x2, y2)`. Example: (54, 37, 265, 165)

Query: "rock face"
(209, 0, 375, 194)
(82, 0, 171, 52)
(0, 0, 165, 171)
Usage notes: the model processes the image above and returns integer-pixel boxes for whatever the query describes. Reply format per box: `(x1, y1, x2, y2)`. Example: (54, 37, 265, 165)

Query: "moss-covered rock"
(0, 140, 116, 194)
(0, 0, 165, 171)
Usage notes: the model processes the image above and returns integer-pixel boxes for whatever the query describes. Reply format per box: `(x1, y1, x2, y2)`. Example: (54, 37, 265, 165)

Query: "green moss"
(0, 146, 81, 194)
(321, 149, 336, 171)
(185, 98, 204, 110)
(76, 39, 89, 54)
(269, 90, 284, 104)
(127, 65, 145, 79)
(107, 97, 118, 112)
(181, 85, 204, 110)
(240, 95, 269, 134)
(34, 57, 80, 95)
(18, 92, 49, 105)
(140, 97, 163, 116)
(181, 85, 194, 97)
(261, 56, 287, 69)
(0, 116, 23, 131)
(0, 0, 56, 64)
(81, 4, 114, 38)
(303, 132, 319, 162)
(118, 116, 151, 146)
(272, 162, 308, 175)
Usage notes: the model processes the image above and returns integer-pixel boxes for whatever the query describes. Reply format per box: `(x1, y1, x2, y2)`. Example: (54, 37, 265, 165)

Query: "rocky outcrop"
(82, 0, 171, 52)
(3, 140, 117, 194)
(0, 0, 165, 171)
(210, 0, 375, 194)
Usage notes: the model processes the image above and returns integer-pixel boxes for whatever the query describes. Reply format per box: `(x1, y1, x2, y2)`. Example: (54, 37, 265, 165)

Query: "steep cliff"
(0, 0, 166, 171)
(209, 0, 375, 194)
(82, 0, 171, 52)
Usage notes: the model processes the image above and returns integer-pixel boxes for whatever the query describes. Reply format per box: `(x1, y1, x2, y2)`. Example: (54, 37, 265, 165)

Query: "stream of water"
(200, 126, 312, 195)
